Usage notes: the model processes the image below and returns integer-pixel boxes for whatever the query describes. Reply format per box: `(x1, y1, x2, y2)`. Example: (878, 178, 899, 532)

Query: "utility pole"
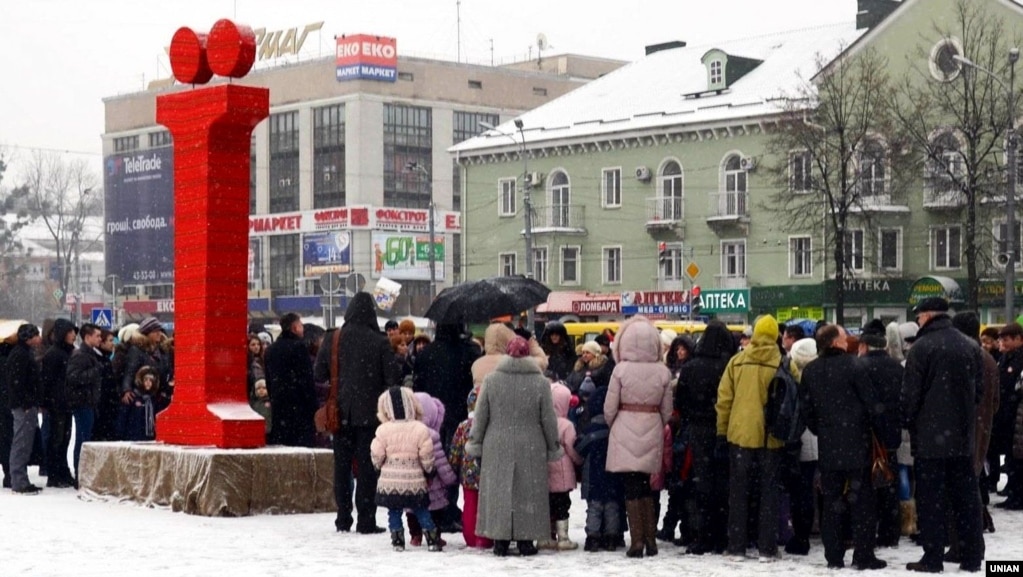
(956, 49, 1019, 322)
(406, 161, 437, 301)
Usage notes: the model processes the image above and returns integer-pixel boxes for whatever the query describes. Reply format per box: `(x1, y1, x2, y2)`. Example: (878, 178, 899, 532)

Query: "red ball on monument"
(208, 19, 257, 78)
(169, 27, 213, 85)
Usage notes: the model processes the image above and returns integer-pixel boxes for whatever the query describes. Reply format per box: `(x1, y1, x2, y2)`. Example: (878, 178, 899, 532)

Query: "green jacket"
(715, 329, 783, 450)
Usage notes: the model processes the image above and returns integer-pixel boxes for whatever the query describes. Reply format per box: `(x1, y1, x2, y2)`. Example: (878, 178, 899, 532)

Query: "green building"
(451, 0, 1023, 327)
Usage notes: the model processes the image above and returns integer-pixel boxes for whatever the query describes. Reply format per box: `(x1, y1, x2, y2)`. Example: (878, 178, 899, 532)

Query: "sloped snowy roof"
(452, 22, 865, 154)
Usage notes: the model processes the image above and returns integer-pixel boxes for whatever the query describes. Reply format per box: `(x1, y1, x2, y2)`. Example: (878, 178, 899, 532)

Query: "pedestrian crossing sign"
(91, 307, 113, 329)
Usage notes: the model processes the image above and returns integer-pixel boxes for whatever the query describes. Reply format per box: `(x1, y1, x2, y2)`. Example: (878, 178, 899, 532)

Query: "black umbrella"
(424, 275, 551, 324)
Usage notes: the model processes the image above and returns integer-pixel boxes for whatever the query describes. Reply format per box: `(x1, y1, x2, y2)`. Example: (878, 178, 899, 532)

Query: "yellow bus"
(560, 320, 748, 348)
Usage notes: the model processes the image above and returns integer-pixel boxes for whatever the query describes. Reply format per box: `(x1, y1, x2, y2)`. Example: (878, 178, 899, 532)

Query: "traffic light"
(690, 284, 702, 315)
(658, 241, 669, 264)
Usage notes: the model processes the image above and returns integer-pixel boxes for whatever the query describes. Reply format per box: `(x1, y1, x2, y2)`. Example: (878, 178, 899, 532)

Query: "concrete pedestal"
(79, 442, 336, 517)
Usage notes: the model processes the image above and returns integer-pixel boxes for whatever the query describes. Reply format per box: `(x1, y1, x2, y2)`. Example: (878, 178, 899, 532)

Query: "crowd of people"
(4, 290, 1023, 572)
(0, 316, 174, 493)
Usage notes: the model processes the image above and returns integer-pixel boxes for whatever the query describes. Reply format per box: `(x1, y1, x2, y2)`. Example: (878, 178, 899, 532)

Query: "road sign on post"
(686, 262, 701, 281)
(91, 307, 114, 329)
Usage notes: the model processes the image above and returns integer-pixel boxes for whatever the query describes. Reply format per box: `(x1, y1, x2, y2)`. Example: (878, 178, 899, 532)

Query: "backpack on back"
(764, 355, 805, 445)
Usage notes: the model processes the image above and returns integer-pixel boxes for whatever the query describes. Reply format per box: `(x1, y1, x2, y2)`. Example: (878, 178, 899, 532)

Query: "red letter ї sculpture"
(155, 19, 268, 448)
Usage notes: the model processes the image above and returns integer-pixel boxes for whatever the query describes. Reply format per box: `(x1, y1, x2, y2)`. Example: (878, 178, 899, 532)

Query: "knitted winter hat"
(790, 338, 818, 371)
(860, 319, 888, 348)
(376, 386, 421, 423)
(581, 341, 602, 356)
(506, 336, 530, 358)
(138, 317, 164, 336)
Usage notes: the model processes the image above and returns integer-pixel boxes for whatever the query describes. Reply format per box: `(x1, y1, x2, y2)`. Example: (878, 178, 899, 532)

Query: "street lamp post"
(955, 49, 1019, 322)
(405, 161, 437, 301)
(480, 119, 535, 330)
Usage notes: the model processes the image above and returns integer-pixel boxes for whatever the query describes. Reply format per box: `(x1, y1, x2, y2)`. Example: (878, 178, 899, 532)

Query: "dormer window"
(710, 60, 723, 85)
(696, 48, 764, 95)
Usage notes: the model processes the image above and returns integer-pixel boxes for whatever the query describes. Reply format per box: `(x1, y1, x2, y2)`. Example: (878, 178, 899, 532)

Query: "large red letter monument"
(155, 19, 268, 448)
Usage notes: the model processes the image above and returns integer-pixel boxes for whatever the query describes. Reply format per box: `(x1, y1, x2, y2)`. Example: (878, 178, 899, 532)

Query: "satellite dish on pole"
(536, 33, 551, 69)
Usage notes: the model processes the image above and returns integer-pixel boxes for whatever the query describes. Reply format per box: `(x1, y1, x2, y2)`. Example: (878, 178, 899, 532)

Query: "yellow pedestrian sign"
(686, 262, 700, 280)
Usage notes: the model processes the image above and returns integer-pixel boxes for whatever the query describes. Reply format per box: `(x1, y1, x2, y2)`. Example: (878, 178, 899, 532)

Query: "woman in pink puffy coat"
(603, 316, 673, 558)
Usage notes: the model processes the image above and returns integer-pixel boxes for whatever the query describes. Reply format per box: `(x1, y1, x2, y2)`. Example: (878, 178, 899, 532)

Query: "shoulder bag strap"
(329, 329, 342, 399)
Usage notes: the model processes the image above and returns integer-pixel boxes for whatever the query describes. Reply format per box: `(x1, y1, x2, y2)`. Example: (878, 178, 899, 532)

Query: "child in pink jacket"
(541, 381, 584, 550)
(406, 392, 457, 547)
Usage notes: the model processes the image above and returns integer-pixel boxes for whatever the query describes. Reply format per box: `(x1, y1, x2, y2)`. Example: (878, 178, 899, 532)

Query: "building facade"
(102, 32, 624, 324)
(453, 0, 1023, 327)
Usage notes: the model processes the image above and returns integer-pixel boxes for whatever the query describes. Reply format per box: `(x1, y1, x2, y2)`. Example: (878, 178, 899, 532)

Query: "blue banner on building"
(302, 231, 352, 276)
(103, 147, 175, 285)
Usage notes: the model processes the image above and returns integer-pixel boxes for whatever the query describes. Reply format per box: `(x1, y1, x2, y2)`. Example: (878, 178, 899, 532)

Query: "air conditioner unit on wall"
(635, 166, 652, 182)
(525, 171, 543, 186)
(740, 156, 757, 171)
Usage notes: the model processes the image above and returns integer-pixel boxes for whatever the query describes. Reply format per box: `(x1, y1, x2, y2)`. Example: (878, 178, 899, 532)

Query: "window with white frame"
(723, 154, 748, 216)
(790, 236, 812, 278)
(659, 242, 684, 280)
(561, 246, 580, 284)
(858, 137, 887, 197)
(994, 220, 1022, 268)
(790, 150, 812, 193)
(710, 60, 723, 85)
(721, 240, 746, 277)
(843, 229, 865, 272)
(932, 226, 961, 270)
(499, 178, 516, 217)
(659, 161, 684, 220)
(929, 132, 963, 195)
(602, 168, 621, 208)
(532, 247, 549, 284)
(604, 246, 622, 284)
(879, 228, 902, 272)
(499, 252, 517, 276)
(550, 171, 571, 227)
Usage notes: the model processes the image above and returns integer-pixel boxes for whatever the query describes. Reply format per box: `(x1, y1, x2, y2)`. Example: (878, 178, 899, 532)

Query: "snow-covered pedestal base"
(78, 442, 336, 516)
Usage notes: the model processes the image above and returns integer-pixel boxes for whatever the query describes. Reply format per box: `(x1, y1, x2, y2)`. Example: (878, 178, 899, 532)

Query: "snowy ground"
(2, 466, 1022, 577)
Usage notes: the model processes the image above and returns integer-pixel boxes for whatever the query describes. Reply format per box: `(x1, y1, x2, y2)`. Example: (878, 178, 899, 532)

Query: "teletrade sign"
(103, 147, 175, 284)
(302, 231, 352, 276)
(336, 34, 397, 82)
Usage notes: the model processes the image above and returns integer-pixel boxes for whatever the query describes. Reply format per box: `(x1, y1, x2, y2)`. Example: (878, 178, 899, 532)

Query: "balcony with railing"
(645, 196, 685, 233)
(706, 191, 749, 222)
(923, 186, 967, 209)
(530, 204, 587, 235)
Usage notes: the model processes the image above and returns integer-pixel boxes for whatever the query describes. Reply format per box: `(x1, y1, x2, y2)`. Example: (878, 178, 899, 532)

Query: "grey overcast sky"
(0, 0, 856, 183)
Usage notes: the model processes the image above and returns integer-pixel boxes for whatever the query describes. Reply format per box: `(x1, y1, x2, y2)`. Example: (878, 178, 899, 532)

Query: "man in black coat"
(333, 292, 401, 533)
(40, 318, 77, 488)
(803, 324, 886, 570)
(66, 323, 106, 482)
(901, 297, 984, 573)
(992, 322, 1023, 509)
(675, 320, 735, 555)
(263, 313, 318, 448)
(6, 324, 43, 494)
(0, 339, 15, 487)
(858, 319, 904, 548)
(412, 322, 482, 530)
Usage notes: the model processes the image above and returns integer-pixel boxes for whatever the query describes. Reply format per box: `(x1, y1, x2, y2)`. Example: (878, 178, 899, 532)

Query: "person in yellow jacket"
(714, 314, 784, 563)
